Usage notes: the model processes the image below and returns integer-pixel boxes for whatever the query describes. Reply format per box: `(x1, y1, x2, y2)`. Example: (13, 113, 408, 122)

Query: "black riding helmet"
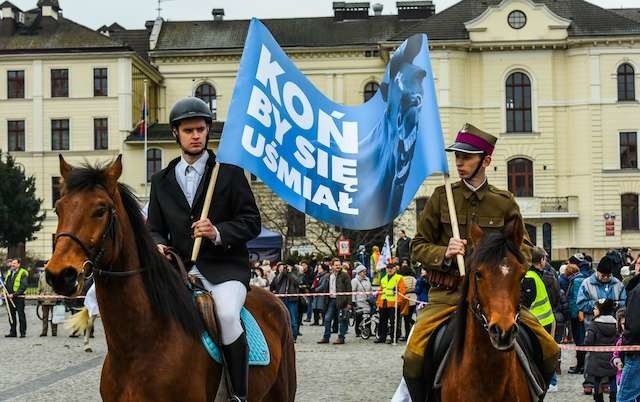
(169, 97, 213, 128)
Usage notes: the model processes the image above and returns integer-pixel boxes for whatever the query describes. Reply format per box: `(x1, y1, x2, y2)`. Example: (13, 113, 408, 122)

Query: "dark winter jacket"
(584, 316, 618, 378)
(568, 261, 593, 318)
(415, 276, 429, 303)
(311, 272, 329, 311)
(623, 279, 640, 348)
(271, 269, 301, 302)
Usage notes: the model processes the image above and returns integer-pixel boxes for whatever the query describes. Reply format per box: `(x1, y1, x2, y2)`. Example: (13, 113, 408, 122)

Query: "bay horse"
(440, 218, 532, 402)
(45, 155, 296, 402)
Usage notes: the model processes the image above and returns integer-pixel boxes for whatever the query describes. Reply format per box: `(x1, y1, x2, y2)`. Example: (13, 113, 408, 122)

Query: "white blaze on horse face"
(499, 264, 511, 276)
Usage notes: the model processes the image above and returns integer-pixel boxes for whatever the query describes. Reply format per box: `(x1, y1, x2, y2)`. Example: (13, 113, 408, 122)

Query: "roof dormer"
(464, 0, 571, 43)
(38, 0, 61, 20)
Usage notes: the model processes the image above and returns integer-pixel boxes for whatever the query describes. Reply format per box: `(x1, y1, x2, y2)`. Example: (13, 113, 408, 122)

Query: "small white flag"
(377, 235, 392, 271)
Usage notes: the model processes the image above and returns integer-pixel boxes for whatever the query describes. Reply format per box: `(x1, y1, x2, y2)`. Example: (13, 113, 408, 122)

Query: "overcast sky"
(6, 0, 640, 29)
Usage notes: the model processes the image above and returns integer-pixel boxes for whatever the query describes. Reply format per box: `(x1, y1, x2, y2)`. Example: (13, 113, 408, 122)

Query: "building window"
(622, 193, 639, 231)
(51, 119, 69, 150)
(51, 176, 61, 208)
(7, 70, 24, 99)
(7, 120, 25, 152)
(507, 158, 534, 197)
(506, 72, 532, 133)
(508, 10, 527, 29)
(364, 81, 379, 102)
(195, 83, 217, 120)
(93, 68, 108, 96)
(618, 63, 635, 101)
(94, 118, 108, 150)
(146, 148, 162, 182)
(620, 132, 637, 169)
(287, 205, 306, 237)
(51, 69, 68, 97)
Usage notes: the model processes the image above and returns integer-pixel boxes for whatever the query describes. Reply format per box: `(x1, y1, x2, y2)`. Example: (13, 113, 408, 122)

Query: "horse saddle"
(164, 248, 270, 366)
(192, 286, 270, 366)
(419, 314, 547, 402)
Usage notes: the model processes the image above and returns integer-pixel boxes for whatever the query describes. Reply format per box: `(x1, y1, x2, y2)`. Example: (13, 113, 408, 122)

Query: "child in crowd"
(584, 299, 618, 402)
(610, 309, 626, 390)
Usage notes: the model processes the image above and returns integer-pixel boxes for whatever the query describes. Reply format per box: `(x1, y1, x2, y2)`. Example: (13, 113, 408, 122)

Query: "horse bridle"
(469, 268, 522, 335)
(54, 197, 146, 278)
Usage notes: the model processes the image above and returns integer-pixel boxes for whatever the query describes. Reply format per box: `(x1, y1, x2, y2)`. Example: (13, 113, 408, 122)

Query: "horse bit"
(53, 197, 146, 278)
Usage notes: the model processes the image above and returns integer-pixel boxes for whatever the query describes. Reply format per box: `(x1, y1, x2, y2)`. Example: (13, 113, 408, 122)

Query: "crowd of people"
(529, 248, 640, 402)
(251, 231, 428, 346)
(2, 235, 640, 402)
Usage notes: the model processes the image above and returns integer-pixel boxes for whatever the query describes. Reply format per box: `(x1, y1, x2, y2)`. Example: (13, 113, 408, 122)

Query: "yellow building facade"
(0, 1, 161, 257)
(3, 0, 640, 260)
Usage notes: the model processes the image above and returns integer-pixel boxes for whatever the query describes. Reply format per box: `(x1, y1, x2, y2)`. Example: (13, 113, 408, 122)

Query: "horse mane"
(451, 231, 524, 361)
(64, 163, 203, 338)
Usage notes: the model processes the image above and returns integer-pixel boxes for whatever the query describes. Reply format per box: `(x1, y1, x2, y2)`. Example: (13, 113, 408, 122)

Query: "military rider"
(400, 123, 560, 401)
(147, 97, 261, 402)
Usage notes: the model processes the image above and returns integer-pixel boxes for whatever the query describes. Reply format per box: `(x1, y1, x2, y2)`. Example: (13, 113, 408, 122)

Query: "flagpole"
(443, 173, 465, 276)
(143, 79, 149, 199)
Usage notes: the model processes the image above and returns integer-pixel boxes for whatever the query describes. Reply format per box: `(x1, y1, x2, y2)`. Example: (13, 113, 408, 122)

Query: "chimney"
(144, 19, 154, 32)
(396, 1, 435, 20)
(98, 24, 110, 36)
(149, 16, 163, 50)
(333, 2, 370, 21)
(372, 3, 383, 16)
(212, 8, 224, 21)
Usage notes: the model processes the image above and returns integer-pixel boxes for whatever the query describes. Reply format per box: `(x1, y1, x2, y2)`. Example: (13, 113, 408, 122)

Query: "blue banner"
(217, 18, 448, 230)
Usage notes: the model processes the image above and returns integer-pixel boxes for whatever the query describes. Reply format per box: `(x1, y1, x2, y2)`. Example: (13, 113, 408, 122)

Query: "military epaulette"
(488, 184, 513, 199)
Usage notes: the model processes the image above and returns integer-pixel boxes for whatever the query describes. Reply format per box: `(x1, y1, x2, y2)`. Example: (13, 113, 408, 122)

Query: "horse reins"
(54, 202, 146, 279)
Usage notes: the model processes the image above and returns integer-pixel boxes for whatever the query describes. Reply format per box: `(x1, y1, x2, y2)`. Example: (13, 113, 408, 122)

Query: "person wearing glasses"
(576, 254, 627, 395)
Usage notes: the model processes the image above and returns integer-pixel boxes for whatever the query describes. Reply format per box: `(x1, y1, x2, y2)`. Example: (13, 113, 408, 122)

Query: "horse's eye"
(474, 271, 483, 280)
(93, 207, 107, 218)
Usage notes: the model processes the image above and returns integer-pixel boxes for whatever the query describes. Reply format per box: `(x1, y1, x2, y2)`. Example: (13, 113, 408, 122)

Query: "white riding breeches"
(189, 266, 246, 345)
(391, 377, 411, 402)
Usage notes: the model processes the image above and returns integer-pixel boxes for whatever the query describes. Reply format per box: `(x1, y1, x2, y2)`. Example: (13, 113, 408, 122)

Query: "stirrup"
(228, 395, 246, 402)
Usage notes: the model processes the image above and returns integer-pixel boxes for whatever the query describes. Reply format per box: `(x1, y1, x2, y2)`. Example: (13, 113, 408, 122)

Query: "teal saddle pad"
(201, 307, 270, 366)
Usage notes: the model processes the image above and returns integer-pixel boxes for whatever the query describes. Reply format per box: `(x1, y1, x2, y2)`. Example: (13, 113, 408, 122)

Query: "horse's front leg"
(84, 315, 95, 352)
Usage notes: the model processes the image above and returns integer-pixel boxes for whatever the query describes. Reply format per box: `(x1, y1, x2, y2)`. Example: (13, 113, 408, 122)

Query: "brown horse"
(45, 155, 296, 402)
(440, 218, 531, 402)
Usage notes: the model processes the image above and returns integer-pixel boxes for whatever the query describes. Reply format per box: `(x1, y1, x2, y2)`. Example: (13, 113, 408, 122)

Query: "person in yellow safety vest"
(4, 258, 29, 338)
(521, 247, 556, 331)
(521, 246, 557, 392)
(375, 262, 406, 344)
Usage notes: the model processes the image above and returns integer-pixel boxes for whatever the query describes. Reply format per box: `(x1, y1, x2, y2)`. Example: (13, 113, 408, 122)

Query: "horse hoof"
(84, 346, 93, 352)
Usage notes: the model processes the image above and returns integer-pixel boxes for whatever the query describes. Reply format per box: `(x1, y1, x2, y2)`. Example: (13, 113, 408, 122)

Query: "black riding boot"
(404, 375, 427, 402)
(222, 333, 248, 402)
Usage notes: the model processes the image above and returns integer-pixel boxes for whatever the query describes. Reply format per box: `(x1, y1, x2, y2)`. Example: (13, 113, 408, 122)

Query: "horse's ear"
(504, 215, 524, 248)
(59, 154, 72, 180)
(105, 154, 123, 193)
(469, 223, 484, 249)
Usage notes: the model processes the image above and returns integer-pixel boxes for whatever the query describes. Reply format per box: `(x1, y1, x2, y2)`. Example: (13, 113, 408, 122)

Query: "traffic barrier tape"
(15, 295, 85, 300)
(558, 344, 640, 352)
(16, 294, 640, 351)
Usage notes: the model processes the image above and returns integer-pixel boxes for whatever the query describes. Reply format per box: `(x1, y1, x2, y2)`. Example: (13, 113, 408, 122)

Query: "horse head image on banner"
(217, 18, 448, 230)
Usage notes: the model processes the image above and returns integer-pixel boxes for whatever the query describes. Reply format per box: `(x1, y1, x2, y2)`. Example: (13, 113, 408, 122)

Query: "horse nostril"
(48, 267, 80, 296)
(489, 324, 517, 345)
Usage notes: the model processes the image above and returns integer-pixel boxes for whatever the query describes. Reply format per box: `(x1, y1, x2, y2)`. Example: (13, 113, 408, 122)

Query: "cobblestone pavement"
(0, 305, 600, 401)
